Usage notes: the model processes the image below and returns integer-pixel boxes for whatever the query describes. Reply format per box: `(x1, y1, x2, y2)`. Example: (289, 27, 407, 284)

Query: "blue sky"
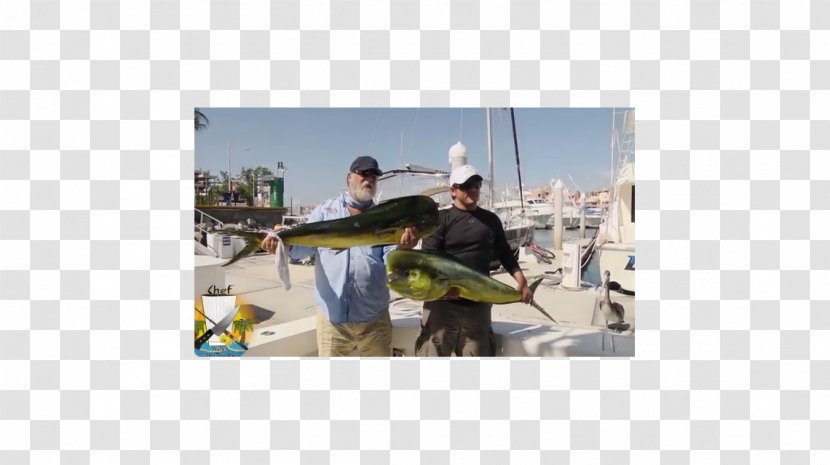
(195, 108, 633, 208)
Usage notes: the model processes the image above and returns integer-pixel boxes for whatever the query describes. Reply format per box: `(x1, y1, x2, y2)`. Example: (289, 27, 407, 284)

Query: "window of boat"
(631, 186, 635, 223)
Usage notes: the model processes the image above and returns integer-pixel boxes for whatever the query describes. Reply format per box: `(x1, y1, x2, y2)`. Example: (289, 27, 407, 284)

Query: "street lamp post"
(227, 138, 249, 205)
(254, 165, 266, 207)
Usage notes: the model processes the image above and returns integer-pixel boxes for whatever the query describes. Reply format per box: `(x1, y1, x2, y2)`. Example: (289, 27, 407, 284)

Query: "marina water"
(529, 228, 602, 286)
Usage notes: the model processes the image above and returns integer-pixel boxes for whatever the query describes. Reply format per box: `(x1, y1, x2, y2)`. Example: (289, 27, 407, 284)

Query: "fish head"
(386, 249, 447, 301)
(387, 267, 436, 300)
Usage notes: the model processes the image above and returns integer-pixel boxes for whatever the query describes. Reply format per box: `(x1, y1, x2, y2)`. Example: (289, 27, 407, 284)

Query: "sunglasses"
(352, 169, 380, 178)
(454, 180, 482, 191)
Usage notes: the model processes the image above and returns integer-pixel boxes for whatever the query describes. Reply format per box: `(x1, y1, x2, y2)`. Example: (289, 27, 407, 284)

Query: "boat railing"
(195, 208, 225, 235)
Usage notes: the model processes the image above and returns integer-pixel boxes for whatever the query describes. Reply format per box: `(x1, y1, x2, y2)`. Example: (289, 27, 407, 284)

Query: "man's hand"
(442, 288, 460, 300)
(261, 225, 287, 254)
(398, 227, 421, 249)
(511, 271, 533, 304)
(261, 236, 278, 254)
(517, 283, 533, 304)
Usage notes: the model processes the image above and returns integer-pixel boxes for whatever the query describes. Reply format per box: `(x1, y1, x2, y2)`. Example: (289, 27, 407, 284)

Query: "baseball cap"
(349, 156, 382, 176)
(449, 165, 483, 186)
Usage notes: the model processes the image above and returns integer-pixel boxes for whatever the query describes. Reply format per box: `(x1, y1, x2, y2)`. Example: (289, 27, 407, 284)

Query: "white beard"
(350, 185, 375, 203)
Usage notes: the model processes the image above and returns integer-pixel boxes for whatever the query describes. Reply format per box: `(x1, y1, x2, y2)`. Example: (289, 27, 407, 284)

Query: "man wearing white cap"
(415, 164, 534, 356)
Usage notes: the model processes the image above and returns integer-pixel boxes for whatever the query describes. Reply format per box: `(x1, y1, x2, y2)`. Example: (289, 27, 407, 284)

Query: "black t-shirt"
(421, 205, 521, 276)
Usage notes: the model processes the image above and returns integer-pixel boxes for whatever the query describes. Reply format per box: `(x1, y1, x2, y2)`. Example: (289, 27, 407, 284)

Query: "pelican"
(600, 270, 626, 331)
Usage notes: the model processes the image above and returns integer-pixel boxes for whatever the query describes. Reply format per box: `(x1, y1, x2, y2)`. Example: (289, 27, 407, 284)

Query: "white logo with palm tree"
(201, 295, 238, 346)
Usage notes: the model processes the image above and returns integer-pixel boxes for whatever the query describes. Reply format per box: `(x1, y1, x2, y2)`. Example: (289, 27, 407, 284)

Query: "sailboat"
(492, 189, 556, 229)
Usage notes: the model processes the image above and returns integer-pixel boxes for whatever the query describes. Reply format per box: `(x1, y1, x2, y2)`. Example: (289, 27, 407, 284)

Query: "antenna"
(509, 109, 525, 213)
(406, 108, 419, 161)
(366, 109, 382, 151)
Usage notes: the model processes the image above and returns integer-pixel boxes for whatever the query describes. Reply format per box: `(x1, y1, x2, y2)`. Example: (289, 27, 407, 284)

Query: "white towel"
(268, 233, 291, 290)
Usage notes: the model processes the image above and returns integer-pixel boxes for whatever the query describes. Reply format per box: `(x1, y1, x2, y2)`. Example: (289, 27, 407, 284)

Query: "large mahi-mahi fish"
(386, 249, 558, 323)
(219, 195, 439, 267)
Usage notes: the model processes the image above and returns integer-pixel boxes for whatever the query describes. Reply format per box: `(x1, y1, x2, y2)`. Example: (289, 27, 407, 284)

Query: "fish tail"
(528, 277, 556, 322)
(529, 277, 545, 294)
(531, 300, 558, 324)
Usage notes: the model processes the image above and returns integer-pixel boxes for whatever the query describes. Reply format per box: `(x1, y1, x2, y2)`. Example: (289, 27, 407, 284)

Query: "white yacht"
(596, 109, 635, 292)
(596, 161, 634, 291)
(492, 195, 555, 229)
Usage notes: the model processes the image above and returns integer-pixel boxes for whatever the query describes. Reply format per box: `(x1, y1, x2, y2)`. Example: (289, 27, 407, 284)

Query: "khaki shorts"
(316, 310, 392, 357)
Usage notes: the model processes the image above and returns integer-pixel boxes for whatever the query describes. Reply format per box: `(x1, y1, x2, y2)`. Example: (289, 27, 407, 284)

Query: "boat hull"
(597, 242, 635, 291)
(247, 314, 634, 357)
(493, 218, 534, 269)
(533, 214, 553, 229)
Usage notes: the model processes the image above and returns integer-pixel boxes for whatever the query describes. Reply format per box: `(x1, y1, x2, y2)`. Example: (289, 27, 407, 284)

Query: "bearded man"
(261, 156, 420, 356)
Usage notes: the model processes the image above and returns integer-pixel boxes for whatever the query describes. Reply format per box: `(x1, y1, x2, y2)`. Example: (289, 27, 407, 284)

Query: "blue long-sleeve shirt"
(288, 193, 395, 324)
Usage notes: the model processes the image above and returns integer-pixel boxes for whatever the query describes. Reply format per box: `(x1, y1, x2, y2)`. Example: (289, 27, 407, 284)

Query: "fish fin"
(528, 277, 545, 294)
(416, 249, 465, 265)
(219, 229, 266, 243)
(530, 300, 558, 324)
(221, 243, 260, 267)
(368, 196, 409, 208)
(365, 200, 387, 209)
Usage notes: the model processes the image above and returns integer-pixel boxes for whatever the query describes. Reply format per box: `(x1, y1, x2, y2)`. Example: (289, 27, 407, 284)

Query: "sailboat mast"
(509, 108, 525, 213)
(486, 108, 494, 210)
(610, 108, 616, 193)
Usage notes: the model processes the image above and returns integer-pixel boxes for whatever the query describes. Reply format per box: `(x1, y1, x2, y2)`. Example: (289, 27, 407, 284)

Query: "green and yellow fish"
(220, 195, 439, 267)
(386, 249, 558, 323)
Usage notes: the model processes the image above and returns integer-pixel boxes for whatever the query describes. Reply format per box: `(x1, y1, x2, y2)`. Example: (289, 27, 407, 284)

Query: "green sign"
(269, 178, 284, 208)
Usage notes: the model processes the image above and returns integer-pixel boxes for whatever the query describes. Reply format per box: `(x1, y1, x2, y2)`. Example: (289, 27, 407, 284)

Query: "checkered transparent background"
(1, 0, 828, 463)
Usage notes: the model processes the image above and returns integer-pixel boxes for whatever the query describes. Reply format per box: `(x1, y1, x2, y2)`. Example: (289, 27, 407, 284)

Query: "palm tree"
(240, 166, 273, 205)
(195, 108, 209, 131)
(232, 318, 255, 345)
(195, 320, 207, 338)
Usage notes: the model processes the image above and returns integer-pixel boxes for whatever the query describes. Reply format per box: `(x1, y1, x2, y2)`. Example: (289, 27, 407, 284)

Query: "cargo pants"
(415, 300, 496, 357)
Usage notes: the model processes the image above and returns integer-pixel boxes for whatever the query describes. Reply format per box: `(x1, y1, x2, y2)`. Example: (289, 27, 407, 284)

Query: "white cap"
(449, 164, 482, 185)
